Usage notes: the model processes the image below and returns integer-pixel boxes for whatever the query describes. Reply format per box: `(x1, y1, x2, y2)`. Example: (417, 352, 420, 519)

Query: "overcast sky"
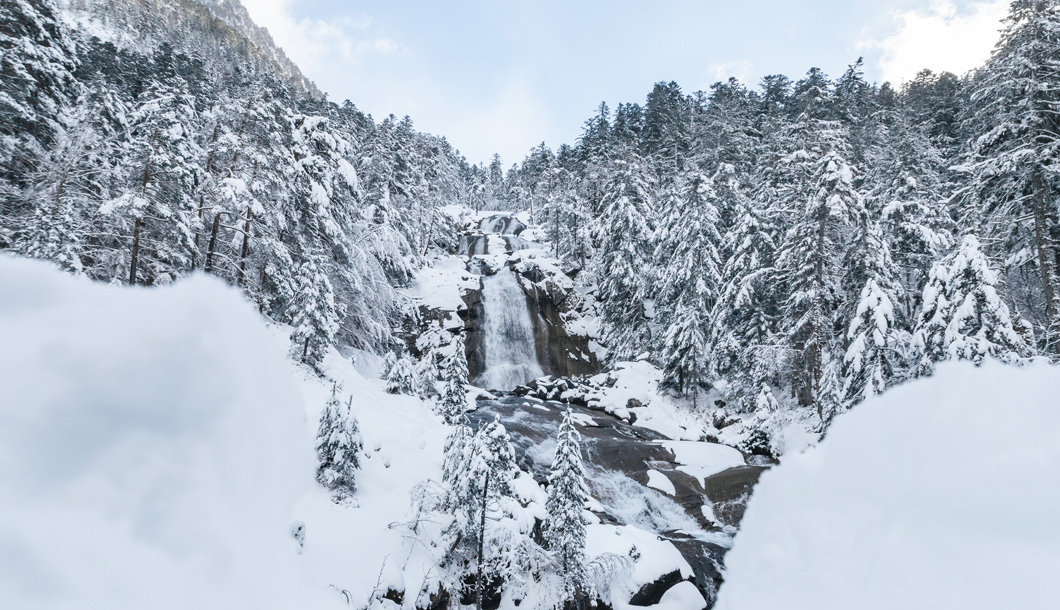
(241, 0, 1009, 165)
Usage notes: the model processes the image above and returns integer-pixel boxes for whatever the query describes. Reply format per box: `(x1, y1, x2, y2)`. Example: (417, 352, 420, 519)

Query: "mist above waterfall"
(477, 268, 544, 390)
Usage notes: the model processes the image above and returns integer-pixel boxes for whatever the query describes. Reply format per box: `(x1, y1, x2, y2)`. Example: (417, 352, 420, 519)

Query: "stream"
(461, 213, 765, 606)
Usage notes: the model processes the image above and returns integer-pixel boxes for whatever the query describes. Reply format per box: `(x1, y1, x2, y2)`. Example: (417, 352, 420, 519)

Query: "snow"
(653, 581, 708, 610)
(290, 347, 447, 607)
(658, 441, 745, 486)
(0, 256, 334, 609)
(402, 254, 479, 314)
(645, 470, 676, 496)
(716, 361, 1060, 610)
(585, 524, 693, 590)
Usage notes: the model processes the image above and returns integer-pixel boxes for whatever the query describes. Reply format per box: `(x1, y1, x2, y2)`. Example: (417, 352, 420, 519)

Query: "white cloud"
(704, 60, 755, 86)
(862, 0, 1008, 85)
(239, 0, 402, 82)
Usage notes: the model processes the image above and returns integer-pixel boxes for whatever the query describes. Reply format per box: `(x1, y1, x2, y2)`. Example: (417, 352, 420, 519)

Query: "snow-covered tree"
(596, 158, 656, 361)
(912, 235, 1032, 375)
(437, 341, 469, 424)
(962, 0, 1060, 352)
(654, 172, 722, 399)
(444, 418, 520, 608)
(385, 353, 416, 395)
(842, 278, 904, 407)
(544, 409, 589, 603)
(773, 117, 861, 409)
(289, 255, 343, 369)
(315, 383, 362, 502)
(740, 384, 784, 459)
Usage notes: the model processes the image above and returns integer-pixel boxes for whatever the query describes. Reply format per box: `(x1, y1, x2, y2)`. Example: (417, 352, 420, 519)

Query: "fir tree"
(289, 255, 342, 369)
(963, 0, 1060, 352)
(315, 383, 362, 502)
(654, 172, 722, 400)
(912, 235, 1032, 375)
(385, 354, 416, 395)
(595, 158, 655, 361)
(545, 409, 590, 605)
(437, 341, 470, 424)
(842, 278, 904, 407)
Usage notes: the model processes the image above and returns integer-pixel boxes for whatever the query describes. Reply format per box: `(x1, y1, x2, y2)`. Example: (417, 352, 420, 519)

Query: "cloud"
(240, 0, 402, 80)
(704, 60, 755, 86)
(862, 0, 1008, 85)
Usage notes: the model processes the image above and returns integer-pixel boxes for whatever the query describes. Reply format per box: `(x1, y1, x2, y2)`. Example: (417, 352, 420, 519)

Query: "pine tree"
(545, 409, 589, 605)
(289, 255, 343, 369)
(437, 341, 469, 424)
(773, 114, 861, 410)
(444, 417, 519, 609)
(912, 235, 1032, 375)
(842, 278, 903, 407)
(385, 354, 416, 395)
(963, 0, 1060, 352)
(740, 384, 784, 459)
(315, 383, 362, 502)
(654, 172, 722, 400)
(596, 158, 656, 361)
(711, 171, 780, 406)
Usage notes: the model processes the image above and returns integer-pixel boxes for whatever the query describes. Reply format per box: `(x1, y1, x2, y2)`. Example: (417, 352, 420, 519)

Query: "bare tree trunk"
(1032, 167, 1060, 351)
(129, 217, 142, 285)
(204, 212, 222, 273)
(238, 206, 253, 285)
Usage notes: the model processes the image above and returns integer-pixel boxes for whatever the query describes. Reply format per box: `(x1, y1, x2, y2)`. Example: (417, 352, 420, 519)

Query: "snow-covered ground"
(0, 256, 334, 609)
(0, 255, 713, 609)
(715, 361, 1060, 610)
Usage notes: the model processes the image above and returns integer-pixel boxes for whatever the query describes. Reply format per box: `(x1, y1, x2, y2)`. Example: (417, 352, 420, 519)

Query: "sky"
(240, 0, 1009, 165)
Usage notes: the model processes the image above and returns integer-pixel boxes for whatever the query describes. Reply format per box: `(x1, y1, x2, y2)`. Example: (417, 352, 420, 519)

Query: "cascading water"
(477, 269, 543, 390)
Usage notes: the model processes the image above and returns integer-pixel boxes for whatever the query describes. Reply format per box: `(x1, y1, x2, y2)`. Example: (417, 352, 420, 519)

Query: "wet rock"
(701, 465, 767, 528)
(712, 408, 740, 430)
(626, 398, 644, 409)
(628, 570, 685, 606)
(383, 588, 404, 605)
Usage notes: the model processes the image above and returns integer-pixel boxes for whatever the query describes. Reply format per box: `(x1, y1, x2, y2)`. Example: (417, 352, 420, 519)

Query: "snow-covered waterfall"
(478, 269, 543, 390)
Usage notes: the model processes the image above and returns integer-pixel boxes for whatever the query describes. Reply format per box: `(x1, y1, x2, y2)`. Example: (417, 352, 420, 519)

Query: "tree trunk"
(238, 205, 253, 285)
(129, 216, 142, 285)
(204, 213, 222, 273)
(1032, 166, 1060, 351)
(476, 471, 490, 610)
(302, 336, 310, 361)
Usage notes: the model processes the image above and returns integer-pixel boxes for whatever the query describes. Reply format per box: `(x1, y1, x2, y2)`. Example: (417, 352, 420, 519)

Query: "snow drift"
(0, 256, 333, 609)
(715, 362, 1060, 610)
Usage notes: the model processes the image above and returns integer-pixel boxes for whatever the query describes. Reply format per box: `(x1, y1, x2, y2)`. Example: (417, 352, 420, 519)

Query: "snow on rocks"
(715, 361, 1060, 610)
(646, 469, 677, 496)
(659, 441, 746, 487)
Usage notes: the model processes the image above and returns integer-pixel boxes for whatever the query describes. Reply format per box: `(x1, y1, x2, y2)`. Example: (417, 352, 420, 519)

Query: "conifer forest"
(2, 1, 1058, 609)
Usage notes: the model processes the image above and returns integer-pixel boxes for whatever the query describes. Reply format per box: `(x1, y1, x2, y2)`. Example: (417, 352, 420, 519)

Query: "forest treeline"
(484, 1, 1060, 423)
(3, 0, 1060, 423)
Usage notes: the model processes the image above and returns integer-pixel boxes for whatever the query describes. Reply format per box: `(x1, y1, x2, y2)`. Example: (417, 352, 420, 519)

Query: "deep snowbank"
(716, 362, 1060, 610)
(0, 257, 334, 609)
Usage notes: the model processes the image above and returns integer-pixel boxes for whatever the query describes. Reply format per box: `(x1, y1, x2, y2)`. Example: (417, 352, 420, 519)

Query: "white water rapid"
(478, 268, 543, 390)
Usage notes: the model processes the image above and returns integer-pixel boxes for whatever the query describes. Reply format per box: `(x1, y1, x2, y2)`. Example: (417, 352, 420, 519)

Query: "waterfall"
(478, 269, 543, 390)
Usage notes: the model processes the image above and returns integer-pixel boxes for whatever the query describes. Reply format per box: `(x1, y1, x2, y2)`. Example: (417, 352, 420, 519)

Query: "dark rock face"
(629, 570, 685, 606)
(460, 284, 488, 381)
(466, 397, 764, 608)
(524, 280, 601, 379)
(479, 215, 527, 235)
